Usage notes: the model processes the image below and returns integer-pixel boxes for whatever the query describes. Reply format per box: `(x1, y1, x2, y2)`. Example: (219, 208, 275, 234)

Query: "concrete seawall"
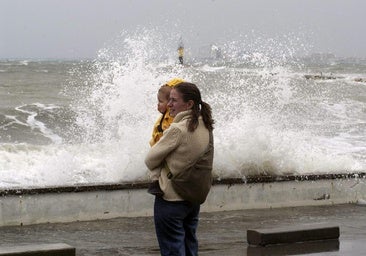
(0, 173, 365, 227)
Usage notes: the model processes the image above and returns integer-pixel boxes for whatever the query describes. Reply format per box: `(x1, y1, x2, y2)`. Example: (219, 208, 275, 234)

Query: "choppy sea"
(1, 32, 365, 189)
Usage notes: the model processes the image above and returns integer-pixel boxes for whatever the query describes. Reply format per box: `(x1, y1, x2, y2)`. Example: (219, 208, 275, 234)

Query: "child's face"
(157, 92, 169, 114)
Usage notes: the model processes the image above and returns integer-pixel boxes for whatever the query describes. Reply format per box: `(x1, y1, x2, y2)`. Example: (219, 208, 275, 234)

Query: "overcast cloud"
(1, 0, 365, 59)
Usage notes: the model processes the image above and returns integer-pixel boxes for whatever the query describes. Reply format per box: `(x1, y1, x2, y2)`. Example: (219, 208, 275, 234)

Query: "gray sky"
(1, 0, 365, 59)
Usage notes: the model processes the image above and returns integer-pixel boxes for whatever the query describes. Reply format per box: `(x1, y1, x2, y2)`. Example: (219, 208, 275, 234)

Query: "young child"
(148, 78, 184, 196)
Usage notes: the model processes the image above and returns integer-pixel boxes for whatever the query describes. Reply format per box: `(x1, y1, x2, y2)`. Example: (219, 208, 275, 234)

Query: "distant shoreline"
(1, 55, 366, 63)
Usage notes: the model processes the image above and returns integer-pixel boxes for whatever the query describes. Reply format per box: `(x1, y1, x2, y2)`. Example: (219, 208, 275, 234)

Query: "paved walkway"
(0, 203, 365, 255)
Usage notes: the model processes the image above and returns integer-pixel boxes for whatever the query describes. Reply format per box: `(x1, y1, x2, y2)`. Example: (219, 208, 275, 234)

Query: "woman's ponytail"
(174, 82, 214, 132)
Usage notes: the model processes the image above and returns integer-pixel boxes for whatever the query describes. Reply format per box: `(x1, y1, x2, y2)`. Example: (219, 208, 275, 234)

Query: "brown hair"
(158, 85, 172, 101)
(173, 82, 214, 132)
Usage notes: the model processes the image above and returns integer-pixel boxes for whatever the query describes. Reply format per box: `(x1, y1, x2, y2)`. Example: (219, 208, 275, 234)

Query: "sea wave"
(0, 29, 365, 188)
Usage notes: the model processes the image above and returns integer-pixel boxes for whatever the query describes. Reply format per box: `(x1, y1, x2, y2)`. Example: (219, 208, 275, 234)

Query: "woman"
(145, 82, 214, 256)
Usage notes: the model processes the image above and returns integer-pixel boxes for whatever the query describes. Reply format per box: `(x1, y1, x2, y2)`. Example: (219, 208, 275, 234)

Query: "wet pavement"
(0, 203, 365, 255)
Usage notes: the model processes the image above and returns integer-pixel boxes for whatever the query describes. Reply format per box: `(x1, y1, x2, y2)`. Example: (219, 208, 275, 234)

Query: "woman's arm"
(145, 126, 182, 170)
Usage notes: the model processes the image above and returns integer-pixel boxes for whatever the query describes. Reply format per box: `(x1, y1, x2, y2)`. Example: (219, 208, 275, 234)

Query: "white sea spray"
(0, 29, 365, 188)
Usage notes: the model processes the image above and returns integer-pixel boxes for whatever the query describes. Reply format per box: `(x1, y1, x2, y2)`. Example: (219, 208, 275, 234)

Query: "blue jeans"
(154, 196, 200, 256)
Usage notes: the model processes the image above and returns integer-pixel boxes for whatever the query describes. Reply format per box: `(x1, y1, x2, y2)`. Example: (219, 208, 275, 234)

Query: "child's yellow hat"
(166, 78, 184, 87)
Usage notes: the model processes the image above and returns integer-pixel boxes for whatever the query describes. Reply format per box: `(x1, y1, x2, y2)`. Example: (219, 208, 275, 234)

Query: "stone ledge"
(247, 225, 340, 246)
(0, 176, 365, 226)
(247, 239, 339, 255)
(1, 172, 365, 196)
(0, 243, 75, 256)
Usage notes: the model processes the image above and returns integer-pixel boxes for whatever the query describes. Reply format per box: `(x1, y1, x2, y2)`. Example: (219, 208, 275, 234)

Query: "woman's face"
(168, 88, 192, 117)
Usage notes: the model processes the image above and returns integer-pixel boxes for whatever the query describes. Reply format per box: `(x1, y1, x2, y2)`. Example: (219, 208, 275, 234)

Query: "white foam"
(356, 199, 366, 205)
(15, 104, 63, 144)
(200, 64, 225, 72)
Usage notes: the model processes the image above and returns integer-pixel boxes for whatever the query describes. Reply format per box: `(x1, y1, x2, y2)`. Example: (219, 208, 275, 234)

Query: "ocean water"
(1, 32, 366, 189)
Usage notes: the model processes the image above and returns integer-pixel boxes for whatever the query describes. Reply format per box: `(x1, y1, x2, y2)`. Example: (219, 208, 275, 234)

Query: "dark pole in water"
(178, 36, 184, 65)
(178, 46, 184, 65)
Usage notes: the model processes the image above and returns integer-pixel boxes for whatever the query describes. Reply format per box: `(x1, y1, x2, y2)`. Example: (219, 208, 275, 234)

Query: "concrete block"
(246, 239, 339, 256)
(247, 225, 339, 246)
(0, 243, 75, 256)
(247, 239, 339, 255)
